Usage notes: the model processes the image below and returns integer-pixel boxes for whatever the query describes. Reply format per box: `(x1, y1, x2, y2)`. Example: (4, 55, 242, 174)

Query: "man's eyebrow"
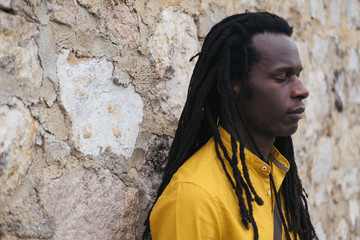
(272, 66, 303, 73)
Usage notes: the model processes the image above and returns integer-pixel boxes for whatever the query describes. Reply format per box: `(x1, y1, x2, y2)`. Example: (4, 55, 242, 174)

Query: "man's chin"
(277, 125, 299, 137)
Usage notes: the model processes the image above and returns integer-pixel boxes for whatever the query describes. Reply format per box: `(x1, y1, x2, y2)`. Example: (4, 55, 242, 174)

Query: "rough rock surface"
(39, 167, 139, 240)
(0, 0, 359, 239)
(57, 50, 143, 158)
(0, 98, 35, 196)
(0, 11, 43, 96)
(148, 7, 199, 122)
(48, 0, 78, 26)
(78, 0, 140, 48)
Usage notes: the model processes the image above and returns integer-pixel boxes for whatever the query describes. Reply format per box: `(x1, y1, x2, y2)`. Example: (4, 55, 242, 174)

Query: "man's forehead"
(252, 32, 296, 53)
(251, 32, 301, 68)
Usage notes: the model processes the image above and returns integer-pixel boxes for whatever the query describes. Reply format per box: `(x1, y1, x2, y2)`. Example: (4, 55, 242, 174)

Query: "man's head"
(233, 32, 309, 140)
(192, 12, 309, 148)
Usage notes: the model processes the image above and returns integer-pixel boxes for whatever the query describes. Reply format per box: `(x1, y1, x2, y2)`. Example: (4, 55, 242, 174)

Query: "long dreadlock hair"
(144, 11, 317, 240)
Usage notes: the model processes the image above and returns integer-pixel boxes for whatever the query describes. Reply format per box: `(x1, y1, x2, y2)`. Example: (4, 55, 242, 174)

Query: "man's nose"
(291, 77, 309, 99)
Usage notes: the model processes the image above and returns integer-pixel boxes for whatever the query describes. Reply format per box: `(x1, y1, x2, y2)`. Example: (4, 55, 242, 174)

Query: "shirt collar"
(217, 125, 290, 191)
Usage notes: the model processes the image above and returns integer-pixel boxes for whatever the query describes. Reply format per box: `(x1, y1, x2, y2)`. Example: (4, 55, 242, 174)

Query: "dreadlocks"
(144, 11, 317, 240)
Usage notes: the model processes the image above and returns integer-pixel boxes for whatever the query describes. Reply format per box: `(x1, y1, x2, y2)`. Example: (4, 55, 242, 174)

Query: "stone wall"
(0, 0, 359, 239)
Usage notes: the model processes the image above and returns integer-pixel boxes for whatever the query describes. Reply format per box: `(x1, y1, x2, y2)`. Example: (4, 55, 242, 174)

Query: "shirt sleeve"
(150, 182, 222, 240)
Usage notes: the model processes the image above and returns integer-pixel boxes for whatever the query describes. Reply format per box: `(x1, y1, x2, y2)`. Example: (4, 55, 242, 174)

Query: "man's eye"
(275, 77, 287, 82)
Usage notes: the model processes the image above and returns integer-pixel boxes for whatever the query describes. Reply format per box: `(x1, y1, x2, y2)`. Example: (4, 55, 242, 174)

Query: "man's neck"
(219, 120, 275, 162)
(243, 132, 275, 162)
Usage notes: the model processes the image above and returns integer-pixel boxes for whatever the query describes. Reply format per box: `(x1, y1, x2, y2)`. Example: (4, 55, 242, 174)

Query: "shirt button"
(268, 190, 271, 196)
(261, 166, 267, 171)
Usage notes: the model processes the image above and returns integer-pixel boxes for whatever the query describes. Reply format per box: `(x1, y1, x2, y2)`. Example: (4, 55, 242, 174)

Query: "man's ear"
(231, 80, 242, 96)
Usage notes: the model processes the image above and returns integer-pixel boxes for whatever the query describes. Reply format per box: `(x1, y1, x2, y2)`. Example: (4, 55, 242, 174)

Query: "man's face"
(235, 32, 309, 139)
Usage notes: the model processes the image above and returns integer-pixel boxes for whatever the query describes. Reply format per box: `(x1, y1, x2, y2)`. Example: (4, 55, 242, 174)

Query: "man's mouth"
(287, 107, 305, 120)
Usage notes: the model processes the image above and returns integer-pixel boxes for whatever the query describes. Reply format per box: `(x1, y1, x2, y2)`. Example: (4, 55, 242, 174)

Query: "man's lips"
(287, 107, 305, 120)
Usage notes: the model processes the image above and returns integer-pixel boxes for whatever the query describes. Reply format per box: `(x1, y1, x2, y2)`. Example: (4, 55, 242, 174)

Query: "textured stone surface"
(334, 70, 345, 110)
(313, 138, 333, 184)
(341, 168, 359, 199)
(37, 23, 58, 85)
(78, 0, 140, 48)
(315, 222, 326, 240)
(0, 0, 11, 9)
(148, 7, 199, 122)
(347, 0, 360, 29)
(305, 70, 330, 125)
(0, 189, 54, 238)
(349, 199, 359, 226)
(349, 47, 359, 72)
(349, 85, 360, 104)
(57, 50, 143, 158)
(48, 0, 78, 26)
(312, 34, 329, 65)
(42, 133, 70, 167)
(113, 66, 132, 87)
(239, 0, 268, 9)
(310, 0, 326, 25)
(197, 10, 217, 39)
(335, 218, 349, 238)
(0, 0, 359, 239)
(30, 103, 68, 141)
(39, 167, 139, 240)
(140, 134, 171, 200)
(0, 98, 35, 196)
(330, 0, 343, 27)
(0, 11, 42, 89)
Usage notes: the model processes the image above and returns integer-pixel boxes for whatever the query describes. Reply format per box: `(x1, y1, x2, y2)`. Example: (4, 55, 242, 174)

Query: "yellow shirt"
(150, 127, 294, 239)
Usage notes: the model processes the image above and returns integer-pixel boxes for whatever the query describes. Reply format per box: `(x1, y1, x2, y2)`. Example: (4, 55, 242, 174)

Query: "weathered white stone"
(335, 218, 349, 239)
(113, 67, 131, 87)
(48, 0, 78, 26)
(34, 1, 50, 25)
(197, 10, 217, 39)
(235, 0, 268, 10)
(305, 70, 330, 122)
(0, 0, 11, 9)
(78, 0, 140, 48)
(349, 85, 360, 103)
(139, 134, 170, 200)
(0, 12, 43, 88)
(349, 199, 359, 226)
(0, 98, 36, 196)
(315, 222, 326, 240)
(77, 0, 106, 14)
(313, 138, 332, 183)
(341, 168, 359, 199)
(148, 7, 199, 122)
(57, 50, 143, 158)
(43, 133, 70, 167)
(312, 34, 329, 64)
(30, 103, 68, 141)
(314, 188, 326, 206)
(37, 25, 57, 85)
(334, 70, 345, 110)
(330, 0, 343, 27)
(18, 39, 43, 87)
(296, 41, 310, 68)
(347, 0, 360, 29)
(349, 47, 359, 72)
(0, 189, 54, 238)
(310, 0, 326, 25)
(39, 167, 139, 240)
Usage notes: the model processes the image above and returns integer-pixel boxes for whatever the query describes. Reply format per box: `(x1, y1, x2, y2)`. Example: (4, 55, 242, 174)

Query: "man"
(144, 12, 318, 240)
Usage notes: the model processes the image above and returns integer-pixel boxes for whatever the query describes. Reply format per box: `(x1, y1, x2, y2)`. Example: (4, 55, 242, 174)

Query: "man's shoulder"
(167, 138, 229, 194)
